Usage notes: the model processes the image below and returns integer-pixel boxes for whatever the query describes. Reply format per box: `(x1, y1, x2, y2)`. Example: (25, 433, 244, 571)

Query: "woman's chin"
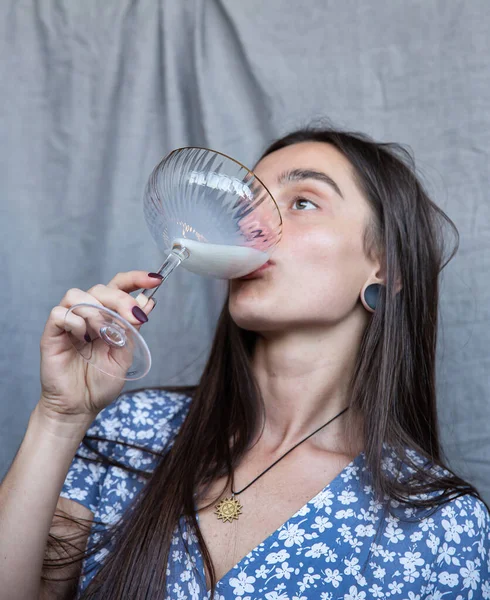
(230, 311, 279, 333)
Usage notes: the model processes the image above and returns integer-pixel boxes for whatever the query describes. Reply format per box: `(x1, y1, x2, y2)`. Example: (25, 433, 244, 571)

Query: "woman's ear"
(373, 256, 402, 294)
(360, 261, 402, 313)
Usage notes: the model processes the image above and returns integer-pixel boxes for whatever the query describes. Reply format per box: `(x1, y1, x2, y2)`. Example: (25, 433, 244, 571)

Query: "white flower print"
(172, 582, 187, 599)
(229, 570, 255, 595)
(460, 560, 480, 590)
(278, 522, 305, 547)
(299, 567, 320, 590)
(355, 523, 375, 537)
(442, 517, 464, 544)
(338, 523, 353, 540)
(136, 428, 154, 440)
(474, 501, 486, 528)
(419, 517, 435, 532)
(463, 519, 475, 537)
(409, 530, 423, 544)
(313, 489, 335, 511)
(373, 565, 386, 580)
(381, 456, 395, 472)
(255, 564, 269, 578)
(297, 504, 311, 517)
(426, 532, 440, 554)
(368, 583, 384, 598)
(324, 547, 338, 562)
(323, 568, 342, 587)
(133, 408, 154, 426)
(305, 542, 329, 558)
(187, 578, 200, 600)
(126, 447, 144, 468)
(441, 504, 456, 519)
(266, 549, 290, 564)
(338, 490, 358, 505)
(438, 571, 459, 587)
(384, 522, 405, 544)
(403, 569, 420, 584)
(101, 417, 121, 437)
(311, 515, 333, 532)
(343, 585, 366, 600)
(336, 508, 355, 519)
(67, 487, 88, 501)
(400, 551, 424, 571)
(265, 592, 288, 600)
(341, 464, 359, 482)
(421, 563, 432, 581)
(388, 580, 403, 593)
(344, 557, 361, 576)
(118, 399, 131, 414)
(437, 542, 458, 566)
(112, 479, 131, 501)
(274, 562, 294, 579)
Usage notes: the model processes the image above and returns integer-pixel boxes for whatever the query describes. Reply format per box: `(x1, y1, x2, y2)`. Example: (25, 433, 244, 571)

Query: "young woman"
(1, 127, 489, 600)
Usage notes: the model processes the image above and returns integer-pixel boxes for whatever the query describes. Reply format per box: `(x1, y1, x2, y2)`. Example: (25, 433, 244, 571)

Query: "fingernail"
(132, 306, 148, 323)
(84, 333, 91, 343)
(148, 272, 163, 279)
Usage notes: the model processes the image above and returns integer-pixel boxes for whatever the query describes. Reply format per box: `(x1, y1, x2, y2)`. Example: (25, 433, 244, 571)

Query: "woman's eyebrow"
(278, 168, 344, 199)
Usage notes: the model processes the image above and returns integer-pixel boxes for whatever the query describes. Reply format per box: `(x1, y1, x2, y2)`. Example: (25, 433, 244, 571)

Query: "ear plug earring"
(363, 283, 382, 311)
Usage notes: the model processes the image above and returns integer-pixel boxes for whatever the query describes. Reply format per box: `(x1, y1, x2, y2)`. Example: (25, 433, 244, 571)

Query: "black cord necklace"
(214, 405, 349, 522)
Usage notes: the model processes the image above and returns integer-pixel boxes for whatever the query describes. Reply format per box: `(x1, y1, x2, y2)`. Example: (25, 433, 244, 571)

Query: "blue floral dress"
(61, 388, 490, 599)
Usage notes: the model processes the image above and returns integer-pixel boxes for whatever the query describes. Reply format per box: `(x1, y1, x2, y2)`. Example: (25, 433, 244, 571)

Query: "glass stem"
(135, 244, 190, 308)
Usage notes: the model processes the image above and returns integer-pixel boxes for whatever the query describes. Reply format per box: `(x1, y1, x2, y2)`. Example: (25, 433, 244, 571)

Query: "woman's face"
(229, 142, 379, 332)
(229, 141, 381, 333)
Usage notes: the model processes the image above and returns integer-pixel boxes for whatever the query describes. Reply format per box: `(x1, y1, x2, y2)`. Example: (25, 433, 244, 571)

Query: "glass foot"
(64, 303, 151, 380)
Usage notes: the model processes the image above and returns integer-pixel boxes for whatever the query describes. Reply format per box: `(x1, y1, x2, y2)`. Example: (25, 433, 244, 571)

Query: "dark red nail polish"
(84, 333, 91, 343)
(132, 306, 148, 323)
(148, 272, 163, 279)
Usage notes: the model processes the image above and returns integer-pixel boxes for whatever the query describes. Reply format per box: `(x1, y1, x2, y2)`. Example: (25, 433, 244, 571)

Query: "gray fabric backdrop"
(1, 1, 489, 501)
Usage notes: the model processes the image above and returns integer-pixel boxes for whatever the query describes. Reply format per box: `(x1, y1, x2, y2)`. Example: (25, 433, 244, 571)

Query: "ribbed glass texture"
(143, 147, 282, 259)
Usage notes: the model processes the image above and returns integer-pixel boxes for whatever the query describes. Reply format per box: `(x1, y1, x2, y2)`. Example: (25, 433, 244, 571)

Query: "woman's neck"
(251, 322, 364, 454)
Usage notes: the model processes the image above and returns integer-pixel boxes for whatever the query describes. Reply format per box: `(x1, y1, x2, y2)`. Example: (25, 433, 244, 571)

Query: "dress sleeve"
(426, 494, 490, 599)
(59, 393, 129, 514)
(59, 388, 192, 516)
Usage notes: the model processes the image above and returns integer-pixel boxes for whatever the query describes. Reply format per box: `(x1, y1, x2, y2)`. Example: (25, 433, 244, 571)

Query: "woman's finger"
(106, 271, 163, 293)
(42, 305, 89, 343)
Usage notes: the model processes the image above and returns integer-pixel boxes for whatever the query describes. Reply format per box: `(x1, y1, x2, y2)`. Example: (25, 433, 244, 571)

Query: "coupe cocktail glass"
(64, 147, 282, 380)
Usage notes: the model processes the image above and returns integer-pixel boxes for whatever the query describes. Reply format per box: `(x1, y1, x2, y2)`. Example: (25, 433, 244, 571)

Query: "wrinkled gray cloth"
(1, 1, 489, 502)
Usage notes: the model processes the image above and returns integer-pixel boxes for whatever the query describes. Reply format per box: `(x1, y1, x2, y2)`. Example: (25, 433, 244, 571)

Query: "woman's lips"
(238, 260, 273, 280)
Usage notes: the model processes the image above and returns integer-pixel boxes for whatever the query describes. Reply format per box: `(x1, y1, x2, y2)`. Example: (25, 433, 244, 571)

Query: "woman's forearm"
(0, 402, 92, 600)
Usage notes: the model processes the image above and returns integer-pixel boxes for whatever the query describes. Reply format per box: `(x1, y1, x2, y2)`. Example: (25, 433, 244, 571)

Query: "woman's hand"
(38, 271, 162, 424)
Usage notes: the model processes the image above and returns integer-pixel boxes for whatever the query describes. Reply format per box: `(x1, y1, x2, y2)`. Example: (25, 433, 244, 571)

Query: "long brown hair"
(43, 125, 487, 598)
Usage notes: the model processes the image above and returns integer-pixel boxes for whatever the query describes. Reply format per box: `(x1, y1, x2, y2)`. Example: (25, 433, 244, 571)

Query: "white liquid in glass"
(173, 238, 269, 279)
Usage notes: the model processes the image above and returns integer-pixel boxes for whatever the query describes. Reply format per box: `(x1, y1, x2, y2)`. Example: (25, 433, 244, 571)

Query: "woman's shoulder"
(417, 493, 490, 594)
(421, 491, 490, 542)
(380, 445, 490, 540)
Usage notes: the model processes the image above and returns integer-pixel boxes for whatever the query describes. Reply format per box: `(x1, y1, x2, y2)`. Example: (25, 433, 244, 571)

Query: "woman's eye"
(291, 197, 318, 211)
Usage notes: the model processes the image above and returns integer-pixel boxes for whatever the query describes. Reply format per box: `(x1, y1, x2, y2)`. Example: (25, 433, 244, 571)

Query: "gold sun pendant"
(214, 495, 243, 523)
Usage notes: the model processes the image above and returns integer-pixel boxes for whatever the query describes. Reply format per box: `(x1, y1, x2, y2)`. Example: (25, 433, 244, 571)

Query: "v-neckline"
(192, 450, 365, 595)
